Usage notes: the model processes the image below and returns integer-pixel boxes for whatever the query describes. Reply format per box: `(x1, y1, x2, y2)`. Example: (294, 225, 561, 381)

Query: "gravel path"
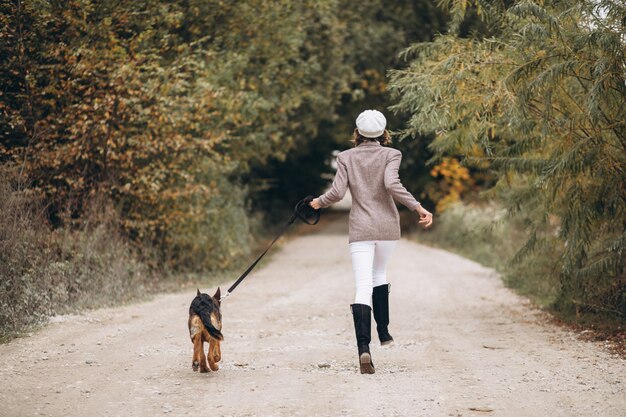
(0, 215, 624, 417)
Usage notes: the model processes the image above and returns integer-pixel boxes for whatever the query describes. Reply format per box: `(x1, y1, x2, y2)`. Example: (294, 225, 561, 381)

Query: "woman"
(310, 109, 433, 374)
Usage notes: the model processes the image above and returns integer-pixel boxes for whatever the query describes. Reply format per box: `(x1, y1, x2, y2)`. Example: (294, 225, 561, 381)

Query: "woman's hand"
(416, 205, 433, 228)
(310, 198, 322, 210)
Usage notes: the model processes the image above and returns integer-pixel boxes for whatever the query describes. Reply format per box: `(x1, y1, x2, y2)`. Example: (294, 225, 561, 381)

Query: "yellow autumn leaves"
(428, 157, 473, 212)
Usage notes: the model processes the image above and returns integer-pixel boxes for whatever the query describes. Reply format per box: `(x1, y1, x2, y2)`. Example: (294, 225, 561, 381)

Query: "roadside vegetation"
(1, 0, 623, 339)
(0, 0, 445, 337)
(0, 171, 153, 341)
(391, 0, 624, 326)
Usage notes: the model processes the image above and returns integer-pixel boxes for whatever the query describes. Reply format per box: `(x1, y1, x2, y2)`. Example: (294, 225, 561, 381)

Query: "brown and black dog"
(188, 288, 223, 372)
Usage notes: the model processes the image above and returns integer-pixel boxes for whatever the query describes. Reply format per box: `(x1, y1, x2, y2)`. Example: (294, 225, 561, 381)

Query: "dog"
(188, 287, 223, 372)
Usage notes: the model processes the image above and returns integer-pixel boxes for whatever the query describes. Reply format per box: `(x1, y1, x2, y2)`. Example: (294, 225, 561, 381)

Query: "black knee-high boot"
(350, 303, 375, 374)
(372, 284, 394, 345)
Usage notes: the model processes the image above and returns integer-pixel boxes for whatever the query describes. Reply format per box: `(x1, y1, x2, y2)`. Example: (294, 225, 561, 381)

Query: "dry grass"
(0, 173, 155, 341)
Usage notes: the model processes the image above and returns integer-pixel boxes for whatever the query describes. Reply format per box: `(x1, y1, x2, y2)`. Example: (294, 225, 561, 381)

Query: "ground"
(0, 215, 624, 417)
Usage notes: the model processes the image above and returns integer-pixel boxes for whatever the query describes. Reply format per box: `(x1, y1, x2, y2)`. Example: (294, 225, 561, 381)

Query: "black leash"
(221, 196, 320, 301)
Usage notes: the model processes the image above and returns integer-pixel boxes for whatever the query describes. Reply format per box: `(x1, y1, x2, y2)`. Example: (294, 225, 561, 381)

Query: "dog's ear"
(213, 287, 221, 302)
(197, 288, 201, 296)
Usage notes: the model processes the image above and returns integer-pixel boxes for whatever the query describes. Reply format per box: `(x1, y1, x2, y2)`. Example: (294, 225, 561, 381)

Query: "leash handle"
(294, 195, 321, 225)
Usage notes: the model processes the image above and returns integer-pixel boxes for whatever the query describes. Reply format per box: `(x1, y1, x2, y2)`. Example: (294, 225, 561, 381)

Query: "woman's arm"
(384, 151, 433, 228)
(384, 151, 421, 210)
(311, 155, 349, 209)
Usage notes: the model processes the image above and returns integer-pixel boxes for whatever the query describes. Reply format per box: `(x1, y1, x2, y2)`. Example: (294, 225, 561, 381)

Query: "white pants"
(349, 240, 398, 307)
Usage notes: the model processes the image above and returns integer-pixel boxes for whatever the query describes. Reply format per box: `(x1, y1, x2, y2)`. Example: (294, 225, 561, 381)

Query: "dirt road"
(1, 215, 624, 417)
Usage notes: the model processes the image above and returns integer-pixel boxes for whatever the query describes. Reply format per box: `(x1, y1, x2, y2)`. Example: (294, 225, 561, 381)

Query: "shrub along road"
(0, 215, 624, 416)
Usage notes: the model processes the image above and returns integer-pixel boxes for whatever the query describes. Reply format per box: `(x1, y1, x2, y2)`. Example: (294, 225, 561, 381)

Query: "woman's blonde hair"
(352, 128, 391, 146)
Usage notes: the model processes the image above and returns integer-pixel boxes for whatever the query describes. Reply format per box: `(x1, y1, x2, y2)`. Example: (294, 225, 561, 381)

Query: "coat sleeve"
(384, 151, 421, 210)
(318, 154, 349, 208)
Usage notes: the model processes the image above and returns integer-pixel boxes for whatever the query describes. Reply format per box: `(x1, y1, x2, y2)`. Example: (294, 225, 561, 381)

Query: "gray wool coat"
(318, 140, 421, 243)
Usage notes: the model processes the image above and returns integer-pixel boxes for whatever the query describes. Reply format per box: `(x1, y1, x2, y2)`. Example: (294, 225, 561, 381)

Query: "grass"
(0, 176, 156, 342)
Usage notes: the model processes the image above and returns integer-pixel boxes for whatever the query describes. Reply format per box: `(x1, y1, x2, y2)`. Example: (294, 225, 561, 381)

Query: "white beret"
(356, 109, 386, 138)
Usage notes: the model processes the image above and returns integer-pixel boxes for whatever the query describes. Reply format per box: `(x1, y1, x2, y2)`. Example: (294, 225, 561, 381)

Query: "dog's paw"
(192, 361, 199, 372)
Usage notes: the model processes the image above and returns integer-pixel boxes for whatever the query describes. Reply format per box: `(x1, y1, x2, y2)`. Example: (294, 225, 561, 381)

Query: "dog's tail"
(192, 306, 224, 341)
(203, 318, 224, 341)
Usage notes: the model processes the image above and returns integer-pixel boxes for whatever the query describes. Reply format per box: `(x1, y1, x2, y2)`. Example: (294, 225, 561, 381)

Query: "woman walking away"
(310, 110, 433, 374)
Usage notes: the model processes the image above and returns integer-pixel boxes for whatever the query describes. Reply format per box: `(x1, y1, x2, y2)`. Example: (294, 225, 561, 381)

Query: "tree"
(389, 0, 626, 318)
(3, 0, 447, 270)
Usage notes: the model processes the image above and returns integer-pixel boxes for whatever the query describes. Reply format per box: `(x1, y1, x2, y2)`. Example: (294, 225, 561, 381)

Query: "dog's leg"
(192, 334, 201, 372)
(194, 334, 209, 373)
(208, 338, 219, 371)
(214, 339, 221, 363)
(199, 339, 209, 373)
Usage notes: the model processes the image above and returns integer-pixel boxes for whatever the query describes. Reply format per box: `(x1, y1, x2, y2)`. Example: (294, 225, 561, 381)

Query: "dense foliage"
(390, 0, 625, 319)
(0, 0, 360, 269)
(1, 0, 623, 333)
(1, 0, 449, 270)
